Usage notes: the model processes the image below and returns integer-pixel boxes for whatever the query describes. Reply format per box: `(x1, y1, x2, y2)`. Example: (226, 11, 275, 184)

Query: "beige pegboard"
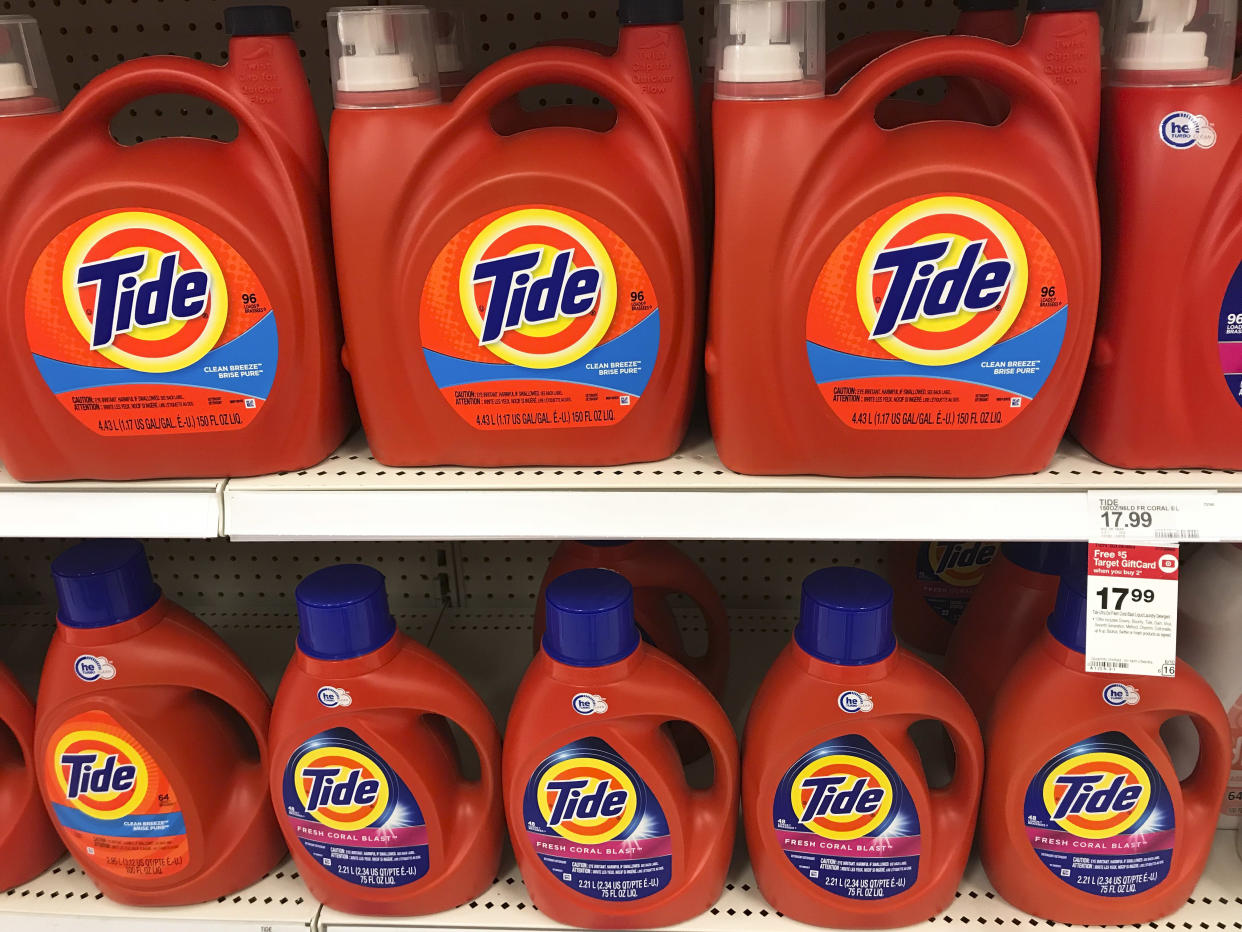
(0, 538, 448, 614)
(19, 0, 962, 144)
(452, 539, 890, 611)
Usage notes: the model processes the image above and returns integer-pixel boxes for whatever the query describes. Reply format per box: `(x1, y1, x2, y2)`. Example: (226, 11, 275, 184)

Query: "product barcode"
(1155, 529, 1198, 540)
(1089, 660, 1130, 671)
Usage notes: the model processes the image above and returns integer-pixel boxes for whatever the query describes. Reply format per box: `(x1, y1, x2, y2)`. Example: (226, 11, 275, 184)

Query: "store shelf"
(223, 429, 1240, 542)
(0, 464, 223, 539)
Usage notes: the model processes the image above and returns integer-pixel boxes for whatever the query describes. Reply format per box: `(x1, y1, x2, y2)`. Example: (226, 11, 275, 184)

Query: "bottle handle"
(1178, 704, 1234, 828)
(924, 687, 984, 886)
(837, 36, 1075, 137)
(681, 689, 740, 864)
(822, 30, 926, 91)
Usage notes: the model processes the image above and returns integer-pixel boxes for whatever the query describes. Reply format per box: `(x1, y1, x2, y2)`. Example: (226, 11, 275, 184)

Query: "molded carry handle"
(923, 674, 984, 889)
(679, 681, 740, 864)
(838, 36, 1075, 137)
(448, 47, 688, 197)
(823, 31, 925, 90)
(1175, 703, 1234, 830)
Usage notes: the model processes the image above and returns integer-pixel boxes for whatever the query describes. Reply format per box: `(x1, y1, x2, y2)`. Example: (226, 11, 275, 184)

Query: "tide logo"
(858, 197, 1028, 366)
(792, 754, 893, 840)
(926, 541, 996, 588)
(460, 208, 616, 369)
(51, 729, 150, 821)
(1042, 752, 1152, 838)
(537, 756, 637, 844)
(293, 745, 391, 832)
(63, 211, 229, 373)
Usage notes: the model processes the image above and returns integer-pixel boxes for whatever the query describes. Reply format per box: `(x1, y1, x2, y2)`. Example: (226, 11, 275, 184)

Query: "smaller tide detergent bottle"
(503, 569, 739, 928)
(743, 568, 983, 928)
(1175, 542, 1242, 828)
(942, 542, 1084, 722)
(1072, 0, 1242, 469)
(0, 8, 350, 481)
(979, 574, 1231, 924)
(707, 0, 1100, 477)
(34, 540, 283, 906)
(329, 5, 699, 467)
(0, 659, 64, 891)
(269, 565, 502, 915)
(888, 540, 998, 655)
(435, 8, 472, 100)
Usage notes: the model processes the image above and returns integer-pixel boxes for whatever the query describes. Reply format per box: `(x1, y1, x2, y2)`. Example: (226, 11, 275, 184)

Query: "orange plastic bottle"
(269, 564, 502, 915)
(35, 540, 284, 906)
(942, 542, 1082, 723)
(744, 568, 983, 927)
(979, 574, 1231, 924)
(0, 7, 350, 481)
(0, 659, 64, 891)
(888, 540, 998, 654)
(707, 0, 1100, 477)
(329, 6, 698, 467)
(504, 568, 739, 928)
(532, 541, 729, 701)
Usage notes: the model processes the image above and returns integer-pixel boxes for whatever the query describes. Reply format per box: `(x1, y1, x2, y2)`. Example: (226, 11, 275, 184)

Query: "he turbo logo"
(76, 250, 210, 350)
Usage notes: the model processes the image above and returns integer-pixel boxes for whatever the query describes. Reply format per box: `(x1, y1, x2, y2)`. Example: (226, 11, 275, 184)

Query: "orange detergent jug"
(0, 658, 63, 891)
(1072, 0, 1242, 468)
(0, 7, 349, 482)
(707, 0, 1100, 477)
(269, 565, 502, 915)
(979, 574, 1231, 924)
(824, 0, 1021, 125)
(744, 568, 982, 927)
(504, 569, 739, 928)
(942, 542, 1082, 723)
(888, 540, 998, 654)
(35, 540, 283, 906)
(329, 6, 698, 467)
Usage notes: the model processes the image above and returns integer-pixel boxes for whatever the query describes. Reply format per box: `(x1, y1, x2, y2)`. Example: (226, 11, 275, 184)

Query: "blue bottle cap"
(1047, 573, 1088, 653)
(543, 568, 640, 667)
(1002, 541, 1087, 576)
(52, 539, 161, 629)
(296, 564, 396, 660)
(795, 567, 896, 666)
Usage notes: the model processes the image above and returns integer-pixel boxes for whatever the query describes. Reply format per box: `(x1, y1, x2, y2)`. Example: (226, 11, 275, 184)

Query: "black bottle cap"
(224, 5, 295, 37)
(618, 0, 684, 26)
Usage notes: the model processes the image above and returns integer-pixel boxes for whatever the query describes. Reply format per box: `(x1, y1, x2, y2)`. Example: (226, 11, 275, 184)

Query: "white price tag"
(1089, 490, 1218, 543)
(1085, 543, 1179, 678)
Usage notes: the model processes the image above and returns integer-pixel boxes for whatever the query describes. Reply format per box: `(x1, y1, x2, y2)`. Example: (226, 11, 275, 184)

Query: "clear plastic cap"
(433, 8, 468, 75)
(0, 16, 59, 115)
(715, 1, 827, 99)
(328, 5, 441, 108)
(1106, 0, 1237, 84)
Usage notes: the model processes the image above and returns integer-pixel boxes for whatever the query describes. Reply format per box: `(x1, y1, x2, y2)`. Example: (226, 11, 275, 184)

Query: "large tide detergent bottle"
(1073, 0, 1242, 468)
(35, 540, 284, 905)
(0, 8, 350, 481)
(504, 569, 739, 928)
(744, 568, 983, 927)
(1175, 542, 1242, 828)
(979, 574, 1230, 924)
(707, 0, 1100, 477)
(269, 565, 502, 915)
(888, 540, 997, 655)
(942, 542, 1083, 722)
(0, 659, 63, 891)
(329, 6, 698, 467)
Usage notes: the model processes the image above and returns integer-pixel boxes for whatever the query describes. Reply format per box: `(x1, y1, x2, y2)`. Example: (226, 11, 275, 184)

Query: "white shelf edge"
(0, 486, 224, 539)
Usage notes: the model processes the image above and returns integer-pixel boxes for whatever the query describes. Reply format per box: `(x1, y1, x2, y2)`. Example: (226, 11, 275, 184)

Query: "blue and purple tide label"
(282, 727, 429, 889)
(1023, 731, 1173, 897)
(523, 736, 671, 901)
(773, 735, 920, 900)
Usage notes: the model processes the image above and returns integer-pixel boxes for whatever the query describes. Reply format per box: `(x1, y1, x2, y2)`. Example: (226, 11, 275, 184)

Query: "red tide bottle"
(942, 542, 1083, 723)
(979, 574, 1231, 923)
(328, 5, 699, 467)
(888, 540, 998, 655)
(504, 569, 739, 928)
(35, 540, 283, 905)
(269, 565, 502, 915)
(707, 0, 1100, 477)
(1073, 0, 1242, 468)
(744, 568, 983, 927)
(0, 7, 350, 481)
(0, 658, 64, 891)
